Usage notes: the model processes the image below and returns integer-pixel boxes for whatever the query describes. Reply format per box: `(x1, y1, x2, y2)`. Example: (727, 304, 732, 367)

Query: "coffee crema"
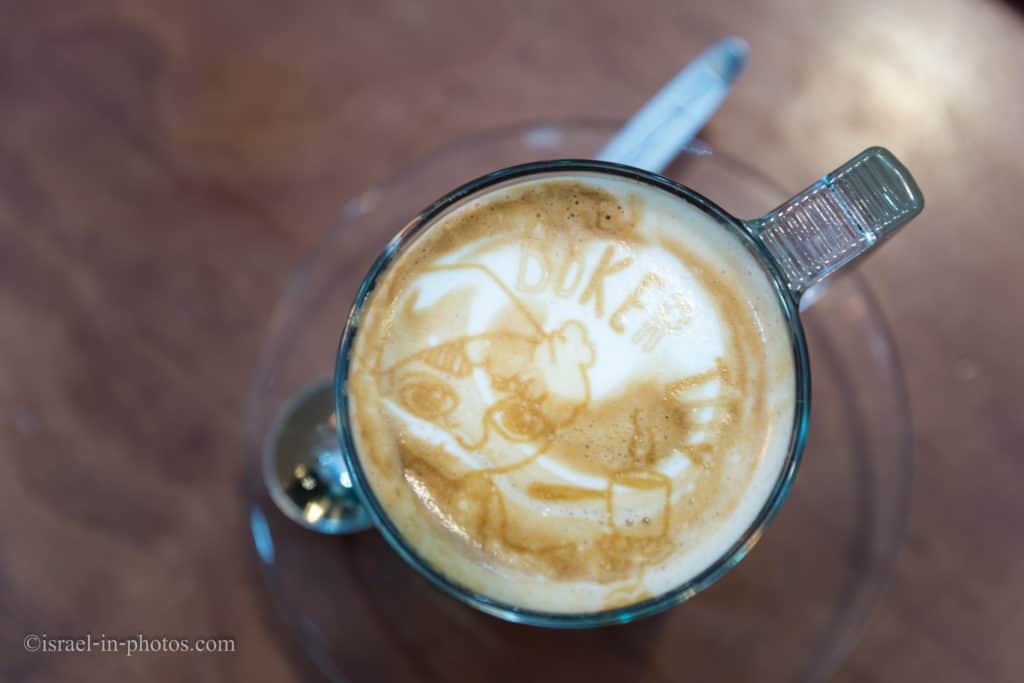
(347, 173, 796, 614)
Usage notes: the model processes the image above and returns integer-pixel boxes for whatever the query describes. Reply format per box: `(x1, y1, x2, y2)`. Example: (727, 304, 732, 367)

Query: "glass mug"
(330, 148, 923, 628)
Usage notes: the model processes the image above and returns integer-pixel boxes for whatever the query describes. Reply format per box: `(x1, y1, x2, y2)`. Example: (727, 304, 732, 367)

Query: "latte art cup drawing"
(334, 149, 923, 627)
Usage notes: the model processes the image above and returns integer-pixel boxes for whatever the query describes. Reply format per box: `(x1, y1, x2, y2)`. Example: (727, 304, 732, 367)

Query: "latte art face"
(347, 173, 796, 613)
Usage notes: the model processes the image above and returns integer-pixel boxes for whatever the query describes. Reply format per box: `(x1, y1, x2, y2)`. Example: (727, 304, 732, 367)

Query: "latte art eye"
(488, 397, 551, 441)
(399, 376, 459, 419)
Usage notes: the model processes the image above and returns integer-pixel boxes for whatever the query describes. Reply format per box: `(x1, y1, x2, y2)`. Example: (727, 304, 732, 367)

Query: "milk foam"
(348, 172, 796, 614)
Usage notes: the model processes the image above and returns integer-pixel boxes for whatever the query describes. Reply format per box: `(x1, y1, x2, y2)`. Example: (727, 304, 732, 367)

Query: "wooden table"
(3, 1, 1021, 681)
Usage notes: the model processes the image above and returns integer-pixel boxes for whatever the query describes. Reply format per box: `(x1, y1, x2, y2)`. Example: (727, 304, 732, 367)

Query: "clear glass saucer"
(243, 119, 911, 683)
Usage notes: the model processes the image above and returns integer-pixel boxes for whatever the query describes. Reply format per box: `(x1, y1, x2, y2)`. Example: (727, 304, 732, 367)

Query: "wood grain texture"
(1, 0, 1021, 681)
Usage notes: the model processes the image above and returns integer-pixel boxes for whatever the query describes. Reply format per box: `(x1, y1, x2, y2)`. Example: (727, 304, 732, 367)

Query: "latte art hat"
(378, 263, 544, 372)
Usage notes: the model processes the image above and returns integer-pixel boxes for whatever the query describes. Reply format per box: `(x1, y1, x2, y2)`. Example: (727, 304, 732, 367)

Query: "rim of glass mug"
(334, 159, 807, 628)
(334, 155, 920, 628)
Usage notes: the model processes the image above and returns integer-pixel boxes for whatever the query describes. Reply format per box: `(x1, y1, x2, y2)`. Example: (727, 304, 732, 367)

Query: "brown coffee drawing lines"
(374, 259, 742, 586)
(358, 179, 759, 591)
(377, 262, 593, 474)
(405, 181, 687, 354)
(516, 245, 694, 352)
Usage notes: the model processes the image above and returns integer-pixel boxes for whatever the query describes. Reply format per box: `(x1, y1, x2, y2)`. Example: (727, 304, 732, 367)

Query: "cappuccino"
(347, 172, 796, 613)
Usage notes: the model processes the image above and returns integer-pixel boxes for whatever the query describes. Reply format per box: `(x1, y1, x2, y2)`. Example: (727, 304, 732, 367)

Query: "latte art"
(348, 174, 796, 613)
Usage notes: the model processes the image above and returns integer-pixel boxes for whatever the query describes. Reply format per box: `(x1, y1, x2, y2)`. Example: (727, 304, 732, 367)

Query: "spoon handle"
(596, 36, 748, 172)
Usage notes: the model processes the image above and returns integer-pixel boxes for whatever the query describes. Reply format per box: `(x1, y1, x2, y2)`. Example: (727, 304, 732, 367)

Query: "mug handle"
(745, 147, 924, 301)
